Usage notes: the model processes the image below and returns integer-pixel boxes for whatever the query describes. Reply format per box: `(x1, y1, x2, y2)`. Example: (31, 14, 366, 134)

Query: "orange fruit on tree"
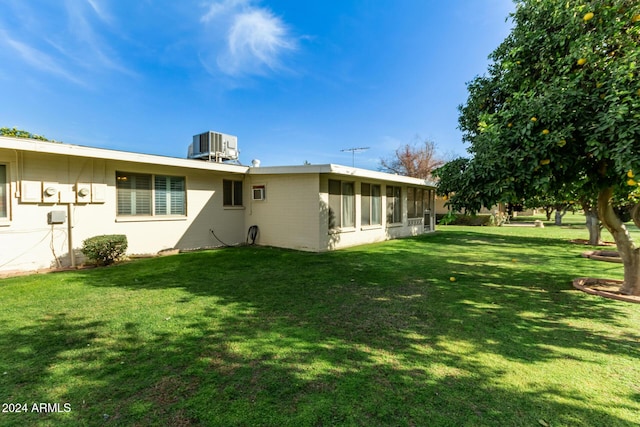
(583, 12, 594, 21)
(577, 58, 587, 66)
(531, 117, 537, 122)
(628, 170, 634, 178)
(633, 14, 640, 22)
(540, 159, 551, 165)
(542, 129, 550, 135)
(628, 179, 638, 186)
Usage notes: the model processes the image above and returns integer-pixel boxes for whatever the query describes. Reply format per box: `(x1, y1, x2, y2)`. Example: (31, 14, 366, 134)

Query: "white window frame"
(329, 179, 355, 230)
(386, 185, 402, 224)
(0, 164, 8, 221)
(116, 171, 186, 217)
(223, 179, 243, 207)
(361, 183, 382, 226)
(407, 187, 426, 219)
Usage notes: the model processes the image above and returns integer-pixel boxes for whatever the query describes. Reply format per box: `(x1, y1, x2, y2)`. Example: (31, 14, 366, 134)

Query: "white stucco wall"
(244, 173, 321, 251)
(0, 147, 246, 274)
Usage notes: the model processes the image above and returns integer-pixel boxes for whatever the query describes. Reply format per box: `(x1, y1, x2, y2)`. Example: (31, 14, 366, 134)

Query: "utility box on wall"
(47, 210, 66, 225)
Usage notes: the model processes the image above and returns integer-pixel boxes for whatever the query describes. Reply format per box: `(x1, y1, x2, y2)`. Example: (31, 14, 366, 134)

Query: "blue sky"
(0, 0, 514, 169)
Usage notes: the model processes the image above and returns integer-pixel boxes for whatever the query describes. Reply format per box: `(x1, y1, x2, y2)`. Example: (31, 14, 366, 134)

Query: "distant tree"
(436, 0, 640, 295)
(0, 127, 54, 142)
(380, 139, 444, 179)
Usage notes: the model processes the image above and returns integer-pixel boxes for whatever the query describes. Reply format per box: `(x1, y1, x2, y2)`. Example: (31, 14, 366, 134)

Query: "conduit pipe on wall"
(67, 203, 76, 268)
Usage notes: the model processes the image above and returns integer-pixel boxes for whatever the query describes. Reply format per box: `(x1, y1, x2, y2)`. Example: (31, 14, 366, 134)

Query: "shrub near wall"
(81, 235, 128, 266)
(437, 214, 493, 226)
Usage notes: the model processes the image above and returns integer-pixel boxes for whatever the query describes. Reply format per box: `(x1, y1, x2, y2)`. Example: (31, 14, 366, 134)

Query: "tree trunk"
(584, 208, 602, 245)
(598, 188, 640, 295)
(554, 209, 567, 226)
(545, 206, 553, 221)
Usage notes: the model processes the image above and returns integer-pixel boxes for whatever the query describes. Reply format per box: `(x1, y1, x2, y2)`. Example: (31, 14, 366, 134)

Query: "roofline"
(1, 136, 436, 186)
(248, 164, 436, 187)
(0, 136, 249, 174)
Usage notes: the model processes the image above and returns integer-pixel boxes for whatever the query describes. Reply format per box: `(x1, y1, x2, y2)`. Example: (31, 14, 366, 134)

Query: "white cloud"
(200, 1, 297, 77)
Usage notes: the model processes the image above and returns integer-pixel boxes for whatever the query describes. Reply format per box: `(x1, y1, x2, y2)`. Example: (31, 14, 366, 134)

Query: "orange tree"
(435, 0, 640, 294)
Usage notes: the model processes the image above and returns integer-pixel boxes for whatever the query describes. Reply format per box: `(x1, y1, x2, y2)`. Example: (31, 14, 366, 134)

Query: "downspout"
(67, 203, 76, 268)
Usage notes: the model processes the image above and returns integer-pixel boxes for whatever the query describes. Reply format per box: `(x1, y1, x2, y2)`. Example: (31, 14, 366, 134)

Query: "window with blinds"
(116, 172, 186, 216)
(155, 176, 186, 215)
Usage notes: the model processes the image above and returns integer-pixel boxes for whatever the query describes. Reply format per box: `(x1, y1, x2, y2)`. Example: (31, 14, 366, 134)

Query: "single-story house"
(0, 135, 436, 274)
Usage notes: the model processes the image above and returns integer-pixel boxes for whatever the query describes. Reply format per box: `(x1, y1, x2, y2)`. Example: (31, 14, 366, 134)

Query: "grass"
(1, 224, 639, 426)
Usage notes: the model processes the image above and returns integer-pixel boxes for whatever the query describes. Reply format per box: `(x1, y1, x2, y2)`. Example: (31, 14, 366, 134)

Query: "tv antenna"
(341, 147, 370, 167)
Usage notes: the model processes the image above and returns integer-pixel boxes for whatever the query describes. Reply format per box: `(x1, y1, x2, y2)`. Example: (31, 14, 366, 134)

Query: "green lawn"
(1, 225, 639, 426)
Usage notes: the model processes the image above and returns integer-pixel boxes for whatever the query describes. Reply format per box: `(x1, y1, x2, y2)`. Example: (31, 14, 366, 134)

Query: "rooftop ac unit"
(188, 131, 239, 162)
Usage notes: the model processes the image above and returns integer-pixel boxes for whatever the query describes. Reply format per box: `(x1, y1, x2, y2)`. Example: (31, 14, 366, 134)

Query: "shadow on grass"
(1, 228, 639, 426)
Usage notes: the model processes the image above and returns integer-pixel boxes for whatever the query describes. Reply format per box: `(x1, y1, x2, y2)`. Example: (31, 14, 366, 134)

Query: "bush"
(438, 212, 458, 225)
(81, 235, 128, 266)
(453, 214, 492, 226)
(437, 213, 493, 226)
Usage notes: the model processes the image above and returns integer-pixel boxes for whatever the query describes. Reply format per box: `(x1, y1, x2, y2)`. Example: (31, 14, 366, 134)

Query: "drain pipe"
(67, 203, 76, 268)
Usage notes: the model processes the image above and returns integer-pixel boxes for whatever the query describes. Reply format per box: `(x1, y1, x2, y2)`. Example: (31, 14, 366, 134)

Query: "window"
(407, 187, 426, 218)
(155, 176, 186, 215)
(117, 172, 151, 215)
(0, 164, 7, 219)
(361, 183, 381, 226)
(116, 172, 186, 216)
(328, 179, 355, 229)
(223, 179, 243, 206)
(386, 185, 402, 224)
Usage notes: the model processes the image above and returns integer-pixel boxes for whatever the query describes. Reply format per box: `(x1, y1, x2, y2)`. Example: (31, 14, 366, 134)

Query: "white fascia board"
(0, 136, 249, 174)
(248, 163, 436, 188)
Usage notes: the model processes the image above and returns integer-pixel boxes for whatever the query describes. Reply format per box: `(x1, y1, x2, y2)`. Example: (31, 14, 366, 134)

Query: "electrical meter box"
(47, 211, 66, 225)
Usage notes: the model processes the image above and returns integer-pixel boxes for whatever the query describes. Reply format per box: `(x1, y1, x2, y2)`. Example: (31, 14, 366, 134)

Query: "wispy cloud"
(0, 0, 134, 86)
(0, 29, 86, 86)
(62, 0, 134, 75)
(85, 0, 112, 24)
(201, 0, 249, 23)
(200, 1, 298, 77)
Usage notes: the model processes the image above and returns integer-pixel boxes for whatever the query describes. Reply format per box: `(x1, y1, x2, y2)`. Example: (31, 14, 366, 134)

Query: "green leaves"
(0, 127, 54, 142)
(446, 0, 640, 213)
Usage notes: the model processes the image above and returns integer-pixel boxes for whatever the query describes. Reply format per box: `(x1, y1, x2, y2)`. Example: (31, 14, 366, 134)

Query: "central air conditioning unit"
(188, 131, 239, 163)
